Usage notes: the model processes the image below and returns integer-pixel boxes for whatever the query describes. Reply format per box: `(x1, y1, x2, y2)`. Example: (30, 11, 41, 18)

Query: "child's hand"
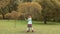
(25, 18, 28, 22)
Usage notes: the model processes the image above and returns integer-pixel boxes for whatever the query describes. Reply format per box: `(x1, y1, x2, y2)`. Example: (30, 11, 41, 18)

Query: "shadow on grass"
(16, 30, 34, 34)
(33, 22, 60, 25)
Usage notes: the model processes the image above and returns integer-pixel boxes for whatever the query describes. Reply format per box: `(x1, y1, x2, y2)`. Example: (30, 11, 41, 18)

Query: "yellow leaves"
(17, 2, 42, 13)
(4, 13, 11, 19)
(17, 2, 42, 20)
(11, 11, 21, 19)
(5, 11, 21, 19)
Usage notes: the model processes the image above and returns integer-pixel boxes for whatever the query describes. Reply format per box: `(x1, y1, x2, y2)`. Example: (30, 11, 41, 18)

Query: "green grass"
(0, 20, 60, 34)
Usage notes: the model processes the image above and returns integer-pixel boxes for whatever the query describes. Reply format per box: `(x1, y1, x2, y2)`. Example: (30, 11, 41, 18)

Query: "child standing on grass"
(27, 15, 34, 32)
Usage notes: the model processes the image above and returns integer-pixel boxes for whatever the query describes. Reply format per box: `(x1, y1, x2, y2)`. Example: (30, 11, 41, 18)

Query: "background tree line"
(0, 0, 60, 22)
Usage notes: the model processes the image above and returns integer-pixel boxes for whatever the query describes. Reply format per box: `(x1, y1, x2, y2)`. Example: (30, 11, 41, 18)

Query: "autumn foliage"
(0, 0, 10, 9)
(5, 11, 21, 19)
(0, 0, 60, 21)
(17, 2, 42, 20)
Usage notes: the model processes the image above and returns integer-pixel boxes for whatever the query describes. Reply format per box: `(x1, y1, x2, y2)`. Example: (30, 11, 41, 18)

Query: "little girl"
(27, 15, 34, 32)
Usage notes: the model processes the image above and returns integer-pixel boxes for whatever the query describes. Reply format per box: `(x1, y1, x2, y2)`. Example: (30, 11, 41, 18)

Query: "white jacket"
(28, 18, 32, 24)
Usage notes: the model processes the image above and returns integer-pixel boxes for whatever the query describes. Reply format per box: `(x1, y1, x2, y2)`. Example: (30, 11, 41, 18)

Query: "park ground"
(0, 20, 60, 34)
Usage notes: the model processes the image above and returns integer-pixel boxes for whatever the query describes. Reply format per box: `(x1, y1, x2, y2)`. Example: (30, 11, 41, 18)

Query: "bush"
(17, 2, 42, 20)
(4, 13, 11, 19)
(5, 11, 21, 20)
(10, 11, 21, 20)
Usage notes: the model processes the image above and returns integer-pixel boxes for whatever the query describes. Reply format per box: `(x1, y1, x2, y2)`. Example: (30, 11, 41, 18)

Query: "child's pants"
(27, 24, 33, 31)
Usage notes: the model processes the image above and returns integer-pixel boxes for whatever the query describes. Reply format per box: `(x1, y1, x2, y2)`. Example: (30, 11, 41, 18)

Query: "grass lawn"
(0, 20, 60, 34)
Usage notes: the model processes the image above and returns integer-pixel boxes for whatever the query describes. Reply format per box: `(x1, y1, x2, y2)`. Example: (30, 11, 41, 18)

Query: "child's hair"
(27, 14, 32, 18)
(28, 15, 32, 18)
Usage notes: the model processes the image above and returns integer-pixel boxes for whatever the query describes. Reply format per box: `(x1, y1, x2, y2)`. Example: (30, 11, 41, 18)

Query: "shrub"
(4, 13, 11, 19)
(5, 11, 21, 20)
(10, 11, 21, 20)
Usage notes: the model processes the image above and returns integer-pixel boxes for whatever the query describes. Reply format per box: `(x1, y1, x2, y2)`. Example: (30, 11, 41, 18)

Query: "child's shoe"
(32, 30, 34, 32)
(27, 30, 30, 32)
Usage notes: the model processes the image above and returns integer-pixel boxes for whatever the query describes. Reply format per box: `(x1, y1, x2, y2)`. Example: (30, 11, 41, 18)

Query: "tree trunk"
(23, 0, 32, 2)
(2, 13, 5, 19)
(44, 16, 47, 24)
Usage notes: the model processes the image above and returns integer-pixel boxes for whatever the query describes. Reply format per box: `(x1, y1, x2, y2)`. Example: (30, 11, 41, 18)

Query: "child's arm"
(25, 18, 28, 21)
(25, 18, 27, 20)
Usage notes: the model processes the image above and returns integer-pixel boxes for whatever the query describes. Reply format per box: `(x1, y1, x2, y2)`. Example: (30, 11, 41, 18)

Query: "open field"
(0, 20, 60, 34)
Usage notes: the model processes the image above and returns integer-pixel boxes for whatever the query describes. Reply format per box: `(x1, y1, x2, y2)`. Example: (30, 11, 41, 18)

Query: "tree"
(0, 0, 18, 19)
(0, 0, 10, 9)
(36, 0, 60, 23)
(17, 2, 42, 20)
